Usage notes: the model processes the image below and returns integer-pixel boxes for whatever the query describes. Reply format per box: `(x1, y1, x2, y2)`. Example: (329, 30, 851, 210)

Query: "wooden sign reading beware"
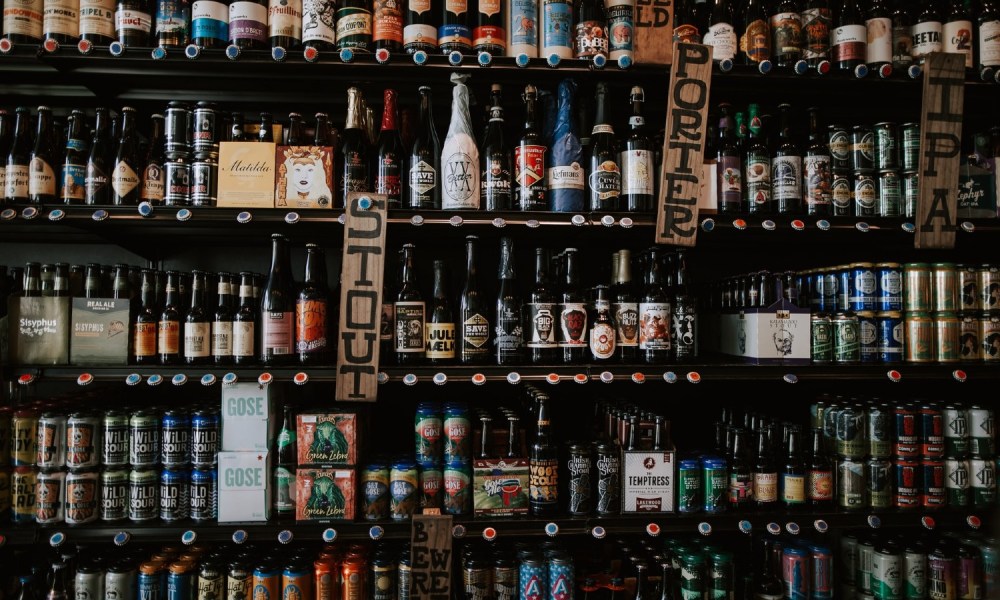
(915, 52, 965, 250)
(410, 514, 453, 600)
(655, 41, 713, 247)
(335, 193, 387, 402)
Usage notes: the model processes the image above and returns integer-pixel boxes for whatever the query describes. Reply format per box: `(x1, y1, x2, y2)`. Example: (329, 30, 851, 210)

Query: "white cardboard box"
(218, 451, 272, 522)
(622, 448, 676, 513)
(718, 299, 811, 365)
(221, 382, 279, 452)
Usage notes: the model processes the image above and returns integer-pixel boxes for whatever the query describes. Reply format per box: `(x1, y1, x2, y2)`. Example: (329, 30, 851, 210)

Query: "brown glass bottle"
(394, 243, 425, 365)
(28, 106, 59, 205)
(459, 234, 490, 364)
(212, 272, 234, 365)
(259, 233, 296, 365)
(296, 243, 330, 364)
(111, 106, 141, 205)
(157, 270, 182, 365)
(183, 270, 211, 365)
(376, 89, 404, 208)
(232, 271, 257, 365)
(426, 259, 456, 364)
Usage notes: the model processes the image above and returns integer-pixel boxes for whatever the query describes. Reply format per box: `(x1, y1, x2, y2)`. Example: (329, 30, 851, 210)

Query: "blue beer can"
(876, 262, 903, 311)
(167, 562, 195, 600)
(837, 266, 852, 313)
(519, 557, 547, 600)
(807, 545, 834, 600)
(139, 563, 164, 600)
(190, 409, 219, 467)
(160, 467, 190, 522)
(190, 467, 217, 522)
(546, 556, 574, 600)
(160, 409, 191, 467)
(877, 311, 904, 364)
(782, 546, 809, 600)
(858, 311, 878, 364)
(850, 262, 877, 312)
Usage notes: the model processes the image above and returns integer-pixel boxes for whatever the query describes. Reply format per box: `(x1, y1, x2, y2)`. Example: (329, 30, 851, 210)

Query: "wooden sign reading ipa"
(655, 41, 713, 247)
(635, 0, 674, 64)
(915, 52, 965, 250)
(336, 193, 387, 402)
(410, 514, 453, 600)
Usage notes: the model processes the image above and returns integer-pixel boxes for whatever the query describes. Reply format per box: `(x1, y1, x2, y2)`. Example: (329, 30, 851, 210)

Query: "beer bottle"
(335, 0, 372, 51)
(380, 256, 396, 364)
(639, 248, 671, 364)
(459, 235, 490, 364)
(703, 0, 737, 64)
(3, 0, 43, 42)
(715, 103, 741, 214)
(438, 0, 471, 53)
(115, 0, 153, 46)
(133, 268, 158, 364)
(408, 86, 441, 209)
(547, 79, 583, 212)
(515, 84, 546, 211)
(979, 0, 1000, 81)
(804, 106, 831, 216)
(402, 0, 436, 53)
(807, 427, 833, 505)
(373, 0, 403, 53)
(212, 272, 234, 365)
(481, 84, 512, 211)
(228, 0, 268, 50)
(744, 103, 771, 214)
(801, 0, 830, 69)
(477, 414, 493, 459)
(495, 236, 522, 365)
(296, 243, 330, 364)
(394, 243, 425, 365)
(621, 87, 653, 213)
(831, 0, 866, 74)
(314, 112, 332, 145)
(78, 0, 115, 43)
(259, 233, 296, 365)
(285, 112, 305, 144)
(82, 264, 101, 298)
(268, 0, 302, 49)
(0, 111, 10, 201)
(891, 0, 914, 71)
(140, 113, 165, 205)
(258, 111, 274, 142)
(506, 0, 537, 57)
(273, 404, 296, 518)
(943, 0, 973, 70)
(158, 270, 182, 365)
(753, 428, 778, 510)
(865, 0, 893, 76)
(441, 74, 480, 210)
(587, 83, 620, 212)
(426, 259, 456, 364)
(739, 0, 770, 67)
(29, 106, 59, 205)
(526, 247, 558, 364)
(340, 87, 370, 207)
(781, 426, 806, 509)
(672, 249, 696, 361)
(605, 0, 632, 64)
(589, 285, 616, 362)
(912, 0, 943, 65)
(229, 112, 246, 141)
(232, 271, 257, 365)
(110, 263, 129, 298)
(529, 393, 558, 516)
(111, 106, 141, 205)
(558, 248, 587, 364)
(612, 249, 637, 362)
(474, 0, 504, 56)
(672, 0, 701, 42)
(44, 0, 80, 45)
(727, 427, 752, 510)
(755, 540, 785, 599)
(772, 103, 802, 215)
(769, 0, 801, 68)
(573, 0, 607, 58)
(541, 0, 572, 60)
(85, 107, 112, 205)
(154, 0, 190, 47)
(22, 263, 41, 297)
(190, 0, 228, 48)
(5, 107, 32, 205)
(183, 270, 211, 365)
(301, 0, 335, 50)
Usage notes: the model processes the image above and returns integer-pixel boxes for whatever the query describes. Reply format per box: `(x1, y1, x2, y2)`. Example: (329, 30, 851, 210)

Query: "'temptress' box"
(221, 382, 279, 452)
(70, 298, 131, 365)
(295, 468, 356, 521)
(296, 412, 358, 466)
(218, 451, 272, 522)
(217, 141, 277, 208)
(622, 448, 676, 513)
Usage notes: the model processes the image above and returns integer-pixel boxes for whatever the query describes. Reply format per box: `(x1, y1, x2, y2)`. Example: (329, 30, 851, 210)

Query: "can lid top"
(139, 562, 164, 574)
(874, 262, 902, 268)
(932, 262, 958, 268)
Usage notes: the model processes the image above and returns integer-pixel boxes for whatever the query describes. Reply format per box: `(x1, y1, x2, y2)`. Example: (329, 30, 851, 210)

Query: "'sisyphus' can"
(106, 564, 137, 600)
(66, 412, 100, 470)
(904, 263, 932, 313)
(519, 557, 546, 600)
(980, 313, 1000, 362)
(252, 564, 280, 600)
(418, 461, 442, 512)
(905, 312, 934, 363)
(160, 467, 189, 521)
(877, 311, 904, 364)
(11, 466, 37, 524)
(226, 562, 251, 600)
(838, 458, 866, 509)
(160, 409, 191, 467)
(894, 458, 922, 509)
(129, 467, 159, 522)
(164, 156, 191, 206)
(168, 561, 195, 600)
(854, 171, 877, 216)
(829, 124, 851, 171)
(968, 405, 995, 458)
(928, 548, 957, 600)
(811, 314, 834, 363)
(970, 458, 997, 507)
(65, 468, 99, 524)
(933, 312, 961, 363)
(808, 545, 833, 600)
(858, 311, 878, 363)
(566, 443, 592, 516)
(129, 410, 160, 468)
(872, 544, 903, 600)
(903, 171, 919, 219)
(894, 404, 920, 458)
(702, 457, 727, 514)
(836, 405, 866, 458)
(100, 468, 128, 521)
(878, 170, 902, 217)
(904, 545, 927, 600)
(190, 466, 217, 522)
(414, 402, 442, 465)
(190, 409, 219, 467)
(874, 122, 899, 170)
(945, 458, 970, 507)
(192, 102, 219, 156)
(866, 458, 892, 509)
(832, 172, 852, 216)
(594, 441, 621, 515)
(921, 459, 946, 509)
(960, 315, 981, 361)
(901, 123, 920, 171)
(851, 125, 875, 172)
(443, 461, 471, 516)
(443, 404, 471, 465)
(361, 462, 390, 521)
(958, 265, 980, 312)
(102, 410, 129, 468)
(944, 405, 970, 458)
(833, 312, 861, 363)
(389, 460, 418, 521)
(190, 156, 218, 207)
(877, 263, 904, 312)
(281, 563, 310, 600)
(933, 263, 959, 312)
(858, 540, 876, 592)
(677, 459, 702, 514)
(978, 264, 1000, 311)
(35, 468, 66, 523)
(37, 412, 67, 469)
(164, 101, 192, 156)
(493, 557, 517, 600)
(76, 563, 104, 600)
(920, 404, 945, 458)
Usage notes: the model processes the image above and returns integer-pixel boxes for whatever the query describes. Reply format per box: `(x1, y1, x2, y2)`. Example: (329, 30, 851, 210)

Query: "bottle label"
(115, 8, 151, 32)
(672, 23, 699, 43)
(134, 322, 157, 357)
(638, 302, 671, 349)
(481, 151, 512, 204)
(782, 473, 806, 504)
(408, 0, 429, 15)
(438, 22, 471, 47)
(394, 301, 425, 353)
(380, 302, 394, 342)
(43, 0, 78, 37)
(808, 469, 833, 501)
(60, 163, 85, 201)
(672, 306, 696, 358)
(529, 458, 558, 506)
(462, 312, 490, 350)
(753, 471, 778, 502)
(589, 159, 621, 200)
(157, 320, 180, 355)
(542, 0, 571, 52)
(376, 151, 402, 199)
(943, 19, 973, 68)
(84, 163, 107, 201)
(526, 302, 558, 348)
(605, 0, 632, 58)
(804, 155, 831, 207)
(335, 7, 371, 47)
(981, 21, 1000, 67)
(403, 23, 436, 50)
(268, 0, 301, 39)
(515, 144, 546, 189)
(478, 0, 498, 17)
(0, 167, 5, 198)
(301, 0, 336, 43)
(745, 151, 770, 208)
(80, 0, 114, 36)
(191, 0, 228, 41)
(211, 321, 233, 356)
(771, 155, 802, 203)
(155, 0, 187, 36)
(728, 471, 752, 504)
(473, 25, 504, 50)
(343, 151, 368, 192)
(372, 0, 402, 43)
(29, 158, 56, 197)
(442, 143, 480, 209)
(574, 19, 608, 57)
(702, 22, 736, 61)
(425, 322, 456, 359)
(911, 20, 942, 58)
(892, 21, 913, 65)
(111, 160, 139, 198)
(613, 301, 638, 347)
(184, 322, 211, 358)
(558, 302, 587, 347)
(232, 321, 255, 357)
(3, 0, 43, 37)
(409, 159, 437, 195)
(739, 18, 769, 63)
(770, 12, 801, 58)
(228, 1, 267, 42)
(620, 149, 652, 196)
(495, 306, 522, 359)
(831, 23, 865, 62)
(261, 311, 295, 356)
(717, 155, 741, 206)
(295, 299, 328, 354)
(509, 0, 538, 49)
(590, 321, 615, 359)
(140, 162, 164, 201)
(865, 17, 892, 64)
(801, 7, 830, 61)
(546, 162, 584, 191)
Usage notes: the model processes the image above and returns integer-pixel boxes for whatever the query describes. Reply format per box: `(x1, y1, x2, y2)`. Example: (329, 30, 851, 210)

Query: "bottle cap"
(225, 44, 240, 60)
(339, 48, 353, 62)
(151, 46, 167, 60)
(412, 50, 428, 65)
(271, 46, 286, 61)
(304, 46, 319, 62)
(448, 50, 463, 65)
(616, 54, 632, 69)
(375, 47, 390, 63)
(42, 38, 59, 53)
(48, 209, 65, 221)
(718, 57, 733, 72)
(76, 39, 92, 54)
(515, 53, 530, 68)
(546, 53, 561, 68)
(184, 44, 200, 59)
(853, 63, 868, 79)
(477, 51, 492, 66)
(109, 41, 124, 56)
(0, 38, 11, 54)
(591, 53, 606, 69)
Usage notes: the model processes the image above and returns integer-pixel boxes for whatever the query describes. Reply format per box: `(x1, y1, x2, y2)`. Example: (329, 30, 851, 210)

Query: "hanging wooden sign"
(635, 0, 674, 65)
(410, 514, 454, 600)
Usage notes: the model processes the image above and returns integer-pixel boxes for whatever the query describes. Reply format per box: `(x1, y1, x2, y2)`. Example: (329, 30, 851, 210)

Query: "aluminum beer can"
(859, 540, 876, 593)
(417, 461, 441, 512)
(594, 442, 621, 515)
(841, 534, 859, 584)
(858, 311, 878, 363)
(160, 467, 189, 521)
(811, 314, 834, 363)
(905, 312, 934, 363)
(190, 156, 218, 206)
(958, 546, 983, 600)
(390, 460, 419, 521)
(852, 125, 875, 172)
(838, 267, 852, 314)
(981, 543, 999, 600)
(934, 312, 961, 363)
(76, 564, 105, 600)
(494, 558, 517, 600)
(971, 458, 997, 507)
(681, 553, 706, 600)
(920, 404, 945, 458)
(933, 263, 959, 312)
(872, 545, 903, 600)
(11, 466, 37, 523)
(824, 404, 842, 454)
(547, 556, 573, 600)
(677, 459, 702, 514)
(877, 263, 904, 311)
(921, 459, 946, 508)
(928, 549, 957, 600)
(129, 410, 160, 468)
(979, 264, 1000, 311)
(895, 403, 921, 457)
(190, 466, 217, 522)
(838, 458, 866, 509)
(11, 410, 37, 467)
(106, 564, 137, 600)
(164, 102, 192, 155)
(904, 263, 932, 312)
(833, 312, 861, 363)
(894, 458, 922, 509)
(414, 402, 442, 465)
(443, 404, 471, 465)
(960, 315, 981, 361)
(100, 468, 128, 521)
(129, 468, 159, 522)
(808, 545, 833, 600)
(944, 405, 970, 458)
(968, 405, 995, 458)
(565, 443, 592, 516)
(37, 412, 67, 469)
(832, 172, 852, 216)
(850, 263, 877, 312)
(161, 409, 191, 467)
(837, 406, 866, 458)
(519, 558, 547, 600)
(138, 563, 162, 600)
(361, 462, 390, 521)
(192, 102, 219, 156)
(905, 546, 927, 600)
(980, 313, 1000, 362)
(228, 562, 251, 600)
(66, 412, 100, 470)
(945, 458, 971, 507)
(829, 124, 851, 170)
(190, 409, 219, 467)
(874, 122, 899, 169)
(702, 457, 727, 514)
(867, 458, 892, 509)
(878, 170, 902, 217)
(902, 123, 920, 171)
(252, 564, 280, 600)
(168, 562, 195, 600)
(442, 461, 471, 516)
(854, 171, 877, 216)
(102, 410, 129, 468)
(36, 468, 66, 523)
(877, 311, 904, 364)
(903, 171, 919, 218)
(958, 265, 980, 312)
(65, 468, 99, 524)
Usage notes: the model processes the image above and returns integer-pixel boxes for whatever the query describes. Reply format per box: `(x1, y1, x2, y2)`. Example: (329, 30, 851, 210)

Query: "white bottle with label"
(440, 73, 480, 210)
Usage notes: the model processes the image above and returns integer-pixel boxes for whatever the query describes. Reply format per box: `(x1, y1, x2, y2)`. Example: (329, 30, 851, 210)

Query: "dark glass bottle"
(621, 86, 654, 213)
(84, 107, 112, 205)
(183, 270, 211, 365)
(157, 270, 182, 365)
(273, 404, 297, 517)
(212, 272, 234, 365)
(831, 0, 866, 73)
(473, 0, 504, 55)
(133, 268, 158, 364)
(807, 427, 833, 506)
(380, 256, 396, 364)
(259, 233, 296, 365)
(45, 563, 68, 600)
(943, 0, 973, 70)
(115, 0, 153, 46)
(573, 0, 608, 58)
(715, 103, 742, 214)
(394, 243, 426, 365)
(526, 247, 558, 364)
(229, 112, 246, 141)
(340, 87, 370, 208)
(258, 111, 274, 142)
(5, 107, 32, 205)
(481, 84, 512, 211)
(376, 89, 405, 209)
(402, 0, 437, 53)
(753, 428, 778, 509)
(335, 0, 372, 51)
(426, 259, 456, 364)
(111, 106, 141, 205)
(3, 0, 42, 42)
(515, 84, 546, 211)
(978, 0, 1000, 80)
(891, 0, 915, 71)
(587, 82, 621, 212)
(772, 103, 802, 215)
(0, 111, 11, 202)
(459, 234, 491, 364)
(229, 0, 268, 50)
(139, 113, 165, 205)
(804, 106, 831, 216)
(408, 86, 441, 209)
(770, 0, 803, 68)
(672, 249, 697, 361)
(802, 0, 831, 69)
(913, 0, 943, 65)
(558, 248, 587, 364)
(372, 0, 403, 52)
(232, 271, 257, 365)
(589, 285, 616, 362)
(639, 248, 671, 364)
(754, 540, 785, 599)
(268, 0, 302, 50)
(529, 393, 558, 516)
(155, 0, 191, 48)
(703, 0, 738, 64)
(438, 0, 471, 53)
(727, 427, 752, 510)
(612, 249, 638, 362)
(781, 427, 806, 509)
(296, 243, 330, 364)
(672, 0, 702, 42)
(744, 103, 771, 214)
(190, 0, 229, 48)
(28, 106, 59, 205)
(739, 0, 771, 67)
(495, 236, 522, 365)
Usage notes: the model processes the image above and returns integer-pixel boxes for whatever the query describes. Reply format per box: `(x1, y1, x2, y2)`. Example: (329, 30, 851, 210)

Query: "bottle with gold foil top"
(376, 89, 404, 208)
(111, 106, 141, 205)
(28, 106, 58, 205)
(441, 73, 479, 210)
(340, 87, 370, 207)
(587, 82, 620, 212)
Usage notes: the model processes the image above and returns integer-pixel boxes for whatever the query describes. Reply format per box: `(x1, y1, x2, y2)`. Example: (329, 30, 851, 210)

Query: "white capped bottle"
(441, 73, 480, 210)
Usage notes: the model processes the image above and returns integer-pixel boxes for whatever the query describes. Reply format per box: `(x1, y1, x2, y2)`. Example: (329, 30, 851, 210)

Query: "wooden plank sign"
(635, 0, 674, 65)
(915, 52, 965, 250)
(410, 514, 454, 600)
(335, 193, 387, 402)
(655, 41, 713, 247)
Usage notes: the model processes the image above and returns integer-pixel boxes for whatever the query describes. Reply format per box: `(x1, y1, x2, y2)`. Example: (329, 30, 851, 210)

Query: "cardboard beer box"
(218, 451, 272, 522)
(472, 457, 530, 517)
(295, 468, 356, 521)
(718, 295, 811, 365)
(70, 298, 131, 365)
(221, 382, 280, 452)
(217, 141, 277, 208)
(622, 446, 676, 513)
(297, 412, 359, 466)
(8, 297, 70, 365)
(274, 146, 335, 209)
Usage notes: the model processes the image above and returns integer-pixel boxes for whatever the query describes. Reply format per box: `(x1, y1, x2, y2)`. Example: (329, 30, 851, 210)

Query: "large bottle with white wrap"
(441, 73, 480, 210)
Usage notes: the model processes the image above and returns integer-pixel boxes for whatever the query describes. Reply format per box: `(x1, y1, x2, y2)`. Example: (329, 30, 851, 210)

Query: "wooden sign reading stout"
(410, 514, 454, 600)
(336, 193, 388, 402)
(915, 52, 965, 250)
(655, 41, 713, 247)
